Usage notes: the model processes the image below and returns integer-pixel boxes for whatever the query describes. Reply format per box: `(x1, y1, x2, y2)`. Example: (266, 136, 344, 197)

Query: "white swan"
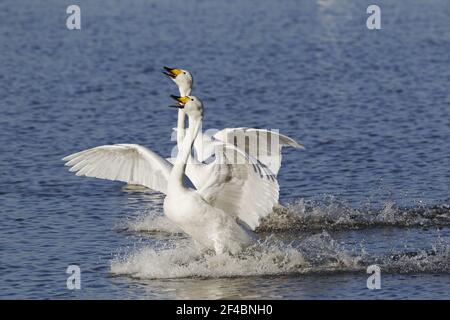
(63, 68, 302, 230)
(63, 106, 279, 230)
(164, 95, 253, 254)
(162, 67, 304, 175)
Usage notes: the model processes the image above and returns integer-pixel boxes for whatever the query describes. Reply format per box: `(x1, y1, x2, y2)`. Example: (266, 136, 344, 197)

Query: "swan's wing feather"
(62, 144, 172, 194)
(213, 128, 304, 175)
(198, 142, 279, 230)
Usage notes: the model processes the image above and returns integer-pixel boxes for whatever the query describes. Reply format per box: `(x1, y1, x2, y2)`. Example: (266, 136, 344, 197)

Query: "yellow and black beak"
(162, 66, 183, 79)
(169, 95, 190, 109)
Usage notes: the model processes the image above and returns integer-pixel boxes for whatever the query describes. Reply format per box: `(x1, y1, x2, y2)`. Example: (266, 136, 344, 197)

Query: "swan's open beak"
(162, 67, 183, 79)
(169, 95, 190, 109)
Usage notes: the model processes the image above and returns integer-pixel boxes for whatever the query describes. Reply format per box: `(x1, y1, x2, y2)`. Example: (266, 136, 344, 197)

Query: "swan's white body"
(65, 95, 261, 253)
(163, 102, 253, 254)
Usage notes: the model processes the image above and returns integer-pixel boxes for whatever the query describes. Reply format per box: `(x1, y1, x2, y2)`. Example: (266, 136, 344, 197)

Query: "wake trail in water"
(119, 197, 450, 234)
(259, 198, 450, 232)
(112, 195, 449, 279)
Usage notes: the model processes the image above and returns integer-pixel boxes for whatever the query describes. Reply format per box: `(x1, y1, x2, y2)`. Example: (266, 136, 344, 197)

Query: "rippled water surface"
(0, 0, 449, 299)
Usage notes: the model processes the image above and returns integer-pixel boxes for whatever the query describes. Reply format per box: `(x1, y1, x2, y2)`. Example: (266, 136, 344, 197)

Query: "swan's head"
(170, 95, 203, 119)
(162, 67, 193, 95)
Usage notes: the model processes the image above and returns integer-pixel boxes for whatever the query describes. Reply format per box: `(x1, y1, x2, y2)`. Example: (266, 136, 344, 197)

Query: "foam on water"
(110, 232, 449, 279)
(111, 236, 317, 279)
(113, 196, 449, 280)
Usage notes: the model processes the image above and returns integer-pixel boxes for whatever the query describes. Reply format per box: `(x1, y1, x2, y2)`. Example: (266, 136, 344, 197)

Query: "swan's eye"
(191, 99, 194, 101)
(183, 72, 186, 74)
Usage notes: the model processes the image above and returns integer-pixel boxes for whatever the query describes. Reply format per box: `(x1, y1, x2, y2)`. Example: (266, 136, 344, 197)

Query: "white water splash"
(258, 198, 450, 231)
(110, 232, 363, 279)
(111, 231, 449, 280)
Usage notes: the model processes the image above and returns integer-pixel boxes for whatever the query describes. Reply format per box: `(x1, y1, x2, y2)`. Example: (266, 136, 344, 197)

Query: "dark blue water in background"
(0, 0, 449, 299)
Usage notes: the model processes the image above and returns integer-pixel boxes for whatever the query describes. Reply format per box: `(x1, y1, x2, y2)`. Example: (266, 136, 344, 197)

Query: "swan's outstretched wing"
(62, 144, 172, 194)
(198, 142, 279, 230)
(213, 128, 304, 175)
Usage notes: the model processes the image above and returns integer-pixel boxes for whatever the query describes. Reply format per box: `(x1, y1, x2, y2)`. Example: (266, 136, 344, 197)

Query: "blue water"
(0, 0, 449, 299)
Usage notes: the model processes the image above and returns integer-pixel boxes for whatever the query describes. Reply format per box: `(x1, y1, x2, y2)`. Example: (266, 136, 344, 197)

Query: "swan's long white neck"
(176, 86, 192, 149)
(170, 115, 202, 191)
